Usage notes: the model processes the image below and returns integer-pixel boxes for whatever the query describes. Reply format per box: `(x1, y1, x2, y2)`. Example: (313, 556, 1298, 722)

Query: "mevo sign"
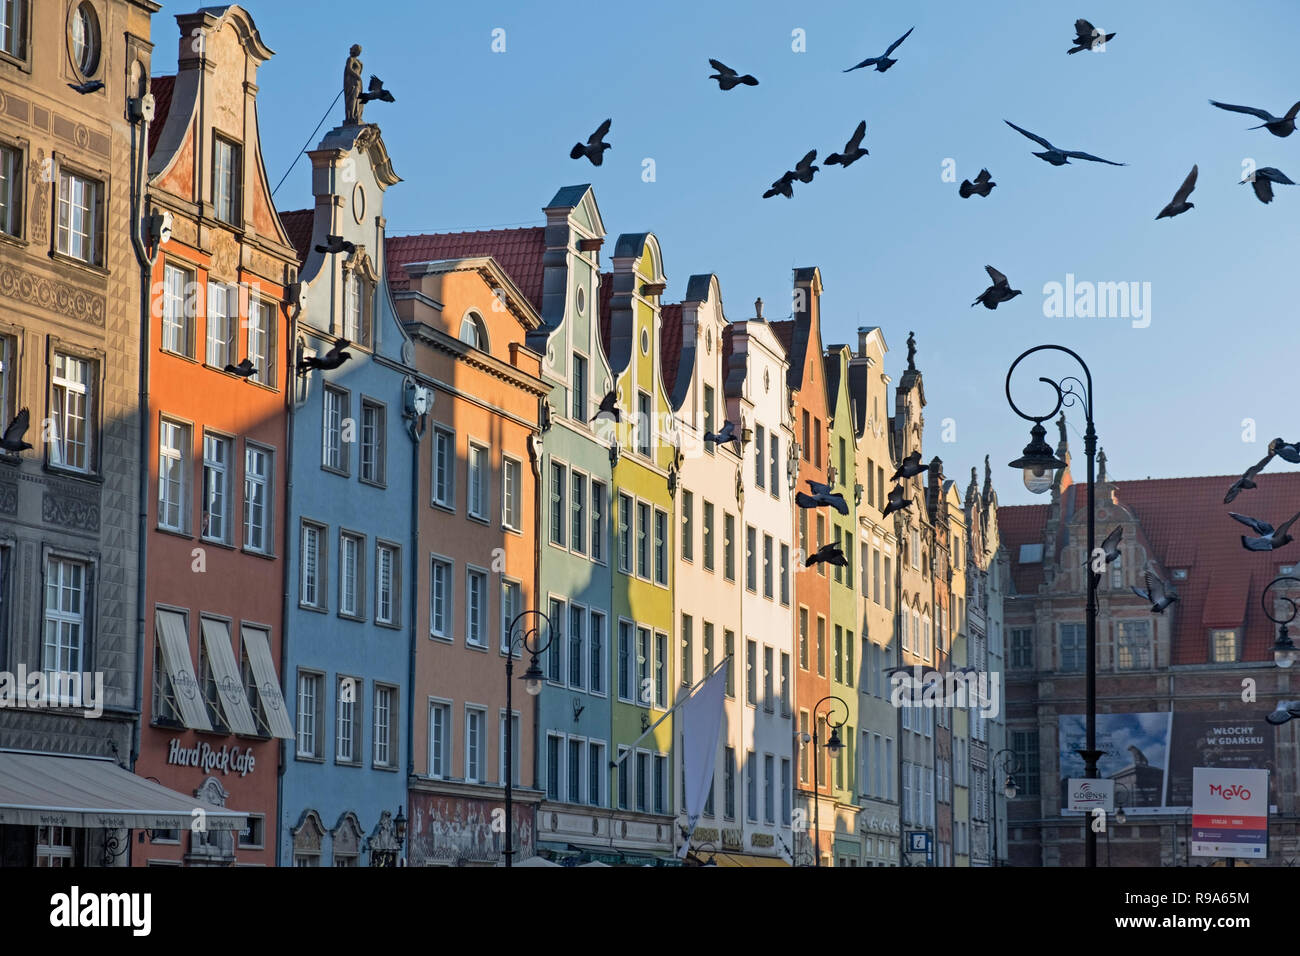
(1191, 767, 1268, 860)
(1066, 778, 1114, 812)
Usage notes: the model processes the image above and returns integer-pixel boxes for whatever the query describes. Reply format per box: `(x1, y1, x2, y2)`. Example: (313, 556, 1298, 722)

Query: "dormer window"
(341, 254, 377, 349)
(212, 136, 242, 226)
(459, 311, 488, 351)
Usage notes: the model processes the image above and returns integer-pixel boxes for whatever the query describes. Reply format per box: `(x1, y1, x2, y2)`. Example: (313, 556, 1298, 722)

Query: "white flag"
(677, 661, 728, 858)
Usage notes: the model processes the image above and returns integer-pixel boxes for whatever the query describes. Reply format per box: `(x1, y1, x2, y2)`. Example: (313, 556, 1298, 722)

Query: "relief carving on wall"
(42, 490, 101, 532)
(0, 479, 15, 515)
(28, 149, 49, 243)
(209, 230, 239, 283)
(0, 263, 106, 326)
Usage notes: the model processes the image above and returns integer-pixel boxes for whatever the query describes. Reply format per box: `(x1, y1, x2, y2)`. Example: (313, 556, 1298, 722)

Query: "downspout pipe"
(276, 291, 302, 868)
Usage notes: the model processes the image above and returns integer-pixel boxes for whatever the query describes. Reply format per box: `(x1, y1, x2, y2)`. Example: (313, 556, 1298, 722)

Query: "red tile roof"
(769, 319, 794, 357)
(386, 228, 547, 306)
(598, 272, 614, 358)
(148, 75, 175, 157)
(278, 208, 314, 265)
(1003, 472, 1300, 664)
(659, 303, 684, 396)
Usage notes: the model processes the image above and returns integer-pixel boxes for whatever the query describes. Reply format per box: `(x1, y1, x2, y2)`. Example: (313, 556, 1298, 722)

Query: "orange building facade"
(134, 5, 297, 866)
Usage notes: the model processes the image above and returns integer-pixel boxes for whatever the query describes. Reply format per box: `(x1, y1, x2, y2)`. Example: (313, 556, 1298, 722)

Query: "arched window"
(459, 311, 488, 351)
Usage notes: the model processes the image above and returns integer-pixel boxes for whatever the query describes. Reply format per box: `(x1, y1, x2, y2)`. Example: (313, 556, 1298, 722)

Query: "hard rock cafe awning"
(0, 749, 248, 831)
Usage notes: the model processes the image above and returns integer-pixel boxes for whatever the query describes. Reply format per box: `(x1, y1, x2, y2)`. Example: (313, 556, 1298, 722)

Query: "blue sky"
(153, 0, 1300, 505)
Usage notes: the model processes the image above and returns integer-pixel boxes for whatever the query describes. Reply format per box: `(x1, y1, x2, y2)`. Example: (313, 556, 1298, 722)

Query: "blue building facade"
(279, 119, 418, 866)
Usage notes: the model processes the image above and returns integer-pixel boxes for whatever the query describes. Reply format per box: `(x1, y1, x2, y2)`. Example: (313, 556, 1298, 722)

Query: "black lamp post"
(1263, 576, 1300, 668)
(1006, 344, 1103, 868)
(810, 695, 848, 867)
(1107, 782, 1131, 866)
(503, 609, 552, 868)
(990, 748, 1019, 867)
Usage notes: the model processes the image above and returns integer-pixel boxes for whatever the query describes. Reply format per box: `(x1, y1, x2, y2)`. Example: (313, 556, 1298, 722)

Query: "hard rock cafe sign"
(166, 738, 256, 777)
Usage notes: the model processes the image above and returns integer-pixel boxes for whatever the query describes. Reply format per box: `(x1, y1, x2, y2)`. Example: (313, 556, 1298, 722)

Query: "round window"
(576, 285, 586, 315)
(640, 327, 650, 355)
(352, 183, 366, 224)
(70, 3, 101, 77)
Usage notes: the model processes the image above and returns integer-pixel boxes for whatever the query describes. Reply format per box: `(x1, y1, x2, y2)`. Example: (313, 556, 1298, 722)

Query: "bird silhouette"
(704, 420, 740, 448)
(1067, 19, 1116, 54)
(223, 358, 257, 378)
(68, 80, 105, 95)
(1085, 526, 1123, 566)
(762, 171, 796, 199)
(795, 480, 850, 516)
(881, 484, 913, 518)
(571, 119, 612, 166)
(844, 26, 914, 73)
(359, 75, 395, 104)
(791, 150, 819, 183)
(1224, 451, 1275, 503)
(1004, 120, 1126, 166)
(1209, 99, 1300, 137)
(708, 59, 758, 90)
(590, 389, 621, 424)
(0, 408, 33, 454)
(891, 450, 930, 480)
(825, 122, 869, 167)
(1132, 568, 1179, 613)
(1232, 509, 1300, 551)
(1241, 166, 1295, 204)
(1270, 438, 1300, 464)
(315, 234, 357, 256)
(298, 338, 352, 373)
(1156, 165, 1197, 219)
(971, 265, 1022, 310)
(805, 543, 848, 567)
(959, 168, 995, 198)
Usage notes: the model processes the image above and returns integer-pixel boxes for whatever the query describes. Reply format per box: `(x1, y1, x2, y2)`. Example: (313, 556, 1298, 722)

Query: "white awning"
(199, 618, 258, 736)
(0, 750, 247, 831)
(241, 625, 295, 740)
(155, 609, 212, 732)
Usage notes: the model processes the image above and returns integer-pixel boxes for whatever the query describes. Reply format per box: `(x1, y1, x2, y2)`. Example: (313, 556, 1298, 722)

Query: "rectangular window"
(590, 480, 605, 562)
(49, 351, 94, 473)
(373, 685, 395, 767)
(838, 437, 846, 482)
(798, 607, 809, 669)
(653, 754, 667, 814)
(1116, 620, 1151, 670)
(635, 752, 649, 811)
(56, 168, 102, 264)
(430, 557, 452, 638)
(465, 569, 487, 646)
(42, 557, 86, 673)
(846, 631, 855, 688)
(335, 677, 357, 763)
(799, 711, 809, 783)
(763, 645, 774, 713)
(781, 757, 791, 825)
(571, 472, 586, 554)
(1211, 628, 1241, 664)
(322, 386, 347, 472)
(588, 742, 605, 807)
(247, 296, 275, 385)
(428, 701, 450, 778)
(0, 142, 21, 236)
(343, 273, 367, 344)
(779, 544, 790, 605)
(432, 428, 455, 507)
(212, 137, 241, 225)
(300, 522, 325, 608)
(502, 457, 522, 531)
(637, 501, 650, 578)
(547, 735, 562, 801)
(500, 579, 521, 654)
(568, 738, 583, 803)
(339, 532, 362, 618)
(873, 550, 881, 605)
(243, 443, 272, 553)
(589, 611, 605, 694)
(296, 672, 322, 758)
(654, 509, 668, 584)
(816, 617, 826, 677)
(376, 543, 399, 626)
(1059, 623, 1086, 672)
(724, 746, 736, 819)
(723, 512, 736, 582)
(703, 622, 714, 677)
(360, 401, 384, 485)
(618, 492, 633, 572)
(799, 509, 808, 555)
(547, 599, 564, 683)
(568, 603, 584, 689)
(755, 424, 766, 489)
(617, 746, 629, 809)
(204, 282, 236, 370)
(157, 419, 190, 533)
(780, 651, 790, 715)
(834, 625, 843, 682)
(618, 620, 632, 701)
(654, 632, 667, 707)
(550, 462, 566, 546)
(162, 263, 194, 356)
(770, 433, 779, 494)
(681, 614, 693, 686)
(499, 712, 521, 786)
(465, 708, 485, 783)
(745, 525, 757, 592)
(884, 557, 892, 609)
(813, 419, 821, 468)
(746, 639, 757, 705)
(764, 754, 775, 823)
(702, 384, 715, 455)
(702, 501, 715, 571)
(746, 751, 758, 822)
(724, 629, 735, 698)
(1011, 730, 1040, 797)
(201, 432, 232, 544)
(1010, 627, 1033, 668)
(681, 490, 694, 563)
(763, 534, 774, 599)
(467, 443, 488, 520)
(571, 353, 587, 421)
(801, 411, 810, 460)
(637, 391, 652, 457)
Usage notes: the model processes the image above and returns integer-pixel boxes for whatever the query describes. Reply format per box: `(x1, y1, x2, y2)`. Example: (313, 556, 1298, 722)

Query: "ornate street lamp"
(1006, 345, 1103, 868)
(809, 695, 848, 868)
(990, 748, 1020, 867)
(504, 609, 553, 868)
(1263, 576, 1300, 668)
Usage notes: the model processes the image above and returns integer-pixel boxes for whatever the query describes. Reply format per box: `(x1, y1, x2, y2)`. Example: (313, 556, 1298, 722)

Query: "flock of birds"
(1224, 439, 1300, 552)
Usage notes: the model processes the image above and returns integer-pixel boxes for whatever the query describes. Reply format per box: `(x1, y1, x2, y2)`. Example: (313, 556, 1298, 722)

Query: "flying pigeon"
(1132, 568, 1179, 613)
(223, 358, 257, 378)
(891, 450, 929, 481)
(971, 265, 1022, 310)
(791, 150, 819, 183)
(1224, 450, 1275, 504)
(359, 75, 395, 104)
(298, 338, 352, 373)
(1270, 438, 1300, 464)
(0, 408, 32, 454)
(590, 389, 621, 424)
(68, 80, 105, 95)
(1231, 509, 1300, 551)
(1086, 526, 1123, 566)
(315, 235, 357, 256)
(708, 59, 759, 90)
(795, 480, 850, 516)
(844, 26, 914, 73)
(880, 484, 913, 518)
(570, 119, 612, 166)
(959, 168, 995, 198)
(1156, 165, 1197, 219)
(1209, 99, 1300, 138)
(1067, 19, 1116, 54)
(1004, 120, 1126, 167)
(704, 420, 741, 448)
(762, 171, 796, 199)
(805, 543, 848, 567)
(1241, 166, 1295, 204)
(825, 122, 869, 167)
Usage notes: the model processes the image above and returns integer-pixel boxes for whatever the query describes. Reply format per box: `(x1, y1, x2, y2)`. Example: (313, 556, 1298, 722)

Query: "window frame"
(359, 398, 386, 488)
(53, 159, 104, 267)
(157, 415, 192, 534)
(211, 134, 243, 227)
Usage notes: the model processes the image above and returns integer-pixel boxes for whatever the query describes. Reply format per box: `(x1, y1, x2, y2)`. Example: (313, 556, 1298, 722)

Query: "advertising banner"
(1190, 767, 1268, 859)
